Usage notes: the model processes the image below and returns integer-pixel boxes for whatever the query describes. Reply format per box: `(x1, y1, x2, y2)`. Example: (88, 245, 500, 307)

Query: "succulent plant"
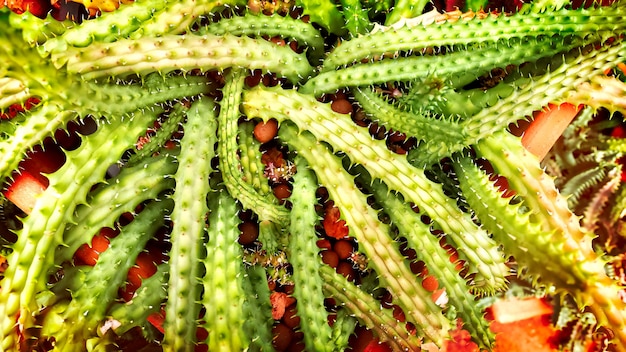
(1, 0, 626, 351)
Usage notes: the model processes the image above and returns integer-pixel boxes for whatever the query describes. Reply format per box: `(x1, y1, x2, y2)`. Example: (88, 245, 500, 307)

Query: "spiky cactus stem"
(280, 124, 452, 346)
(0, 109, 156, 350)
(163, 97, 217, 352)
(201, 188, 250, 351)
(41, 200, 171, 352)
(243, 85, 509, 292)
(472, 131, 626, 350)
(288, 157, 335, 351)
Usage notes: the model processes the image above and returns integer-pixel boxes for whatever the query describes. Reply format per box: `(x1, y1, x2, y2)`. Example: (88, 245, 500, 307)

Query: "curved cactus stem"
(329, 309, 357, 351)
(59, 154, 177, 263)
(201, 187, 250, 351)
(243, 85, 509, 292)
(477, 132, 595, 258)
(322, 3, 626, 71)
(0, 103, 77, 181)
(403, 39, 626, 165)
(0, 109, 156, 350)
(68, 74, 216, 118)
(163, 97, 217, 352)
(0, 77, 30, 111)
(53, 34, 313, 83)
(109, 264, 168, 336)
(287, 156, 335, 352)
(42, 200, 171, 351)
(127, 0, 247, 40)
(199, 12, 325, 63)
(455, 143, 626, 351)
(302, 36, 587, 96)
(37, 0, 170, 55)
(366, 176, 494, 349)
(8, 11, 76, 47)
(320, 265, 423, 350)
(124, 103, 187, 167)
(238, 121, 273, 196)
(462, 42, 626, 146)
(241, 264, 276, 352)
(218, 70, 290, 228)
(353, 87, 467, 157)
(280, 124, 451, 346)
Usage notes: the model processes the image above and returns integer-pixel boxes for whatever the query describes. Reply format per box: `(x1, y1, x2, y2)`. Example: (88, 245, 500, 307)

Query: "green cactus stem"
(0, 109, 157, 350)
(406, 39, 626, 165)
(287, 156, 335, 352)
(301, 36, 588, 96)
(352, 87, 467, 159)
(455, 141, 626, 350)
(163, 97, 217, 352)
(385, 0, 429, 25)
(218, 70, 289, 230)
(52, 33, 314, 82)
(0, 77, 30, 111)
(58, 153, 177, 264)
(243, 85, 509, 292)
(0, 104, 76, 181)
(36, 0, 170, 55)
(8, 11, 75, 47)
(477, 132, 595, 258)
(367, 177, 494, 349)
(199, 12, 325, 62)
(339, 0, 373, 35)
(42, 200, 171, 352)
(66, 74, 216, 117)
(329, 309, 357, 351)
(127, 0, 247, 40)
(280, 123, 452, 346)
(320, 266, 423, 351)
(201, 187, 249, 351)
(241, 264, 275, 351)
(322, 2, 625, 71)
(238, 121, 273, 196)
(461, 42, 626, 150)
(108, 264, 168, 336)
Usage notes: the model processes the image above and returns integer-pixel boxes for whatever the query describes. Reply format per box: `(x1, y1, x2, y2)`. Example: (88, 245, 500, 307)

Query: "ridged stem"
(303, 36, 587, 96)
(199, 12, 324, 62)
(320, 265, 423, 351)
(0, 103, 76, 180)
(238, 121, 273, 196)
(44, 200, 170, 352)
(53, 33, 313, 82)
(59, 154, 177, 263)
(322, 2, 626, 70)
(455, 145, 626, 351)
(201, 188, 249, 351)
(243, 85, 508, 291)
(109, 264, 168, 335)
(368, 178, 494, 349)
(280, 124, 451, 346)
(218, 70, 289, 227)
(288, 157, 335, 351)
(163, 98, 217, 352)
(0, 109, 155, 350)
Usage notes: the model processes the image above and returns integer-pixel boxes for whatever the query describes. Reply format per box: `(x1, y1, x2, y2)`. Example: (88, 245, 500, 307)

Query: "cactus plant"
(1, 0, 626, 351)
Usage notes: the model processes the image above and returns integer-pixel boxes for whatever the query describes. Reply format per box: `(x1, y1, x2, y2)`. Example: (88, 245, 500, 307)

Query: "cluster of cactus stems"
(1, 0, 626, 350)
